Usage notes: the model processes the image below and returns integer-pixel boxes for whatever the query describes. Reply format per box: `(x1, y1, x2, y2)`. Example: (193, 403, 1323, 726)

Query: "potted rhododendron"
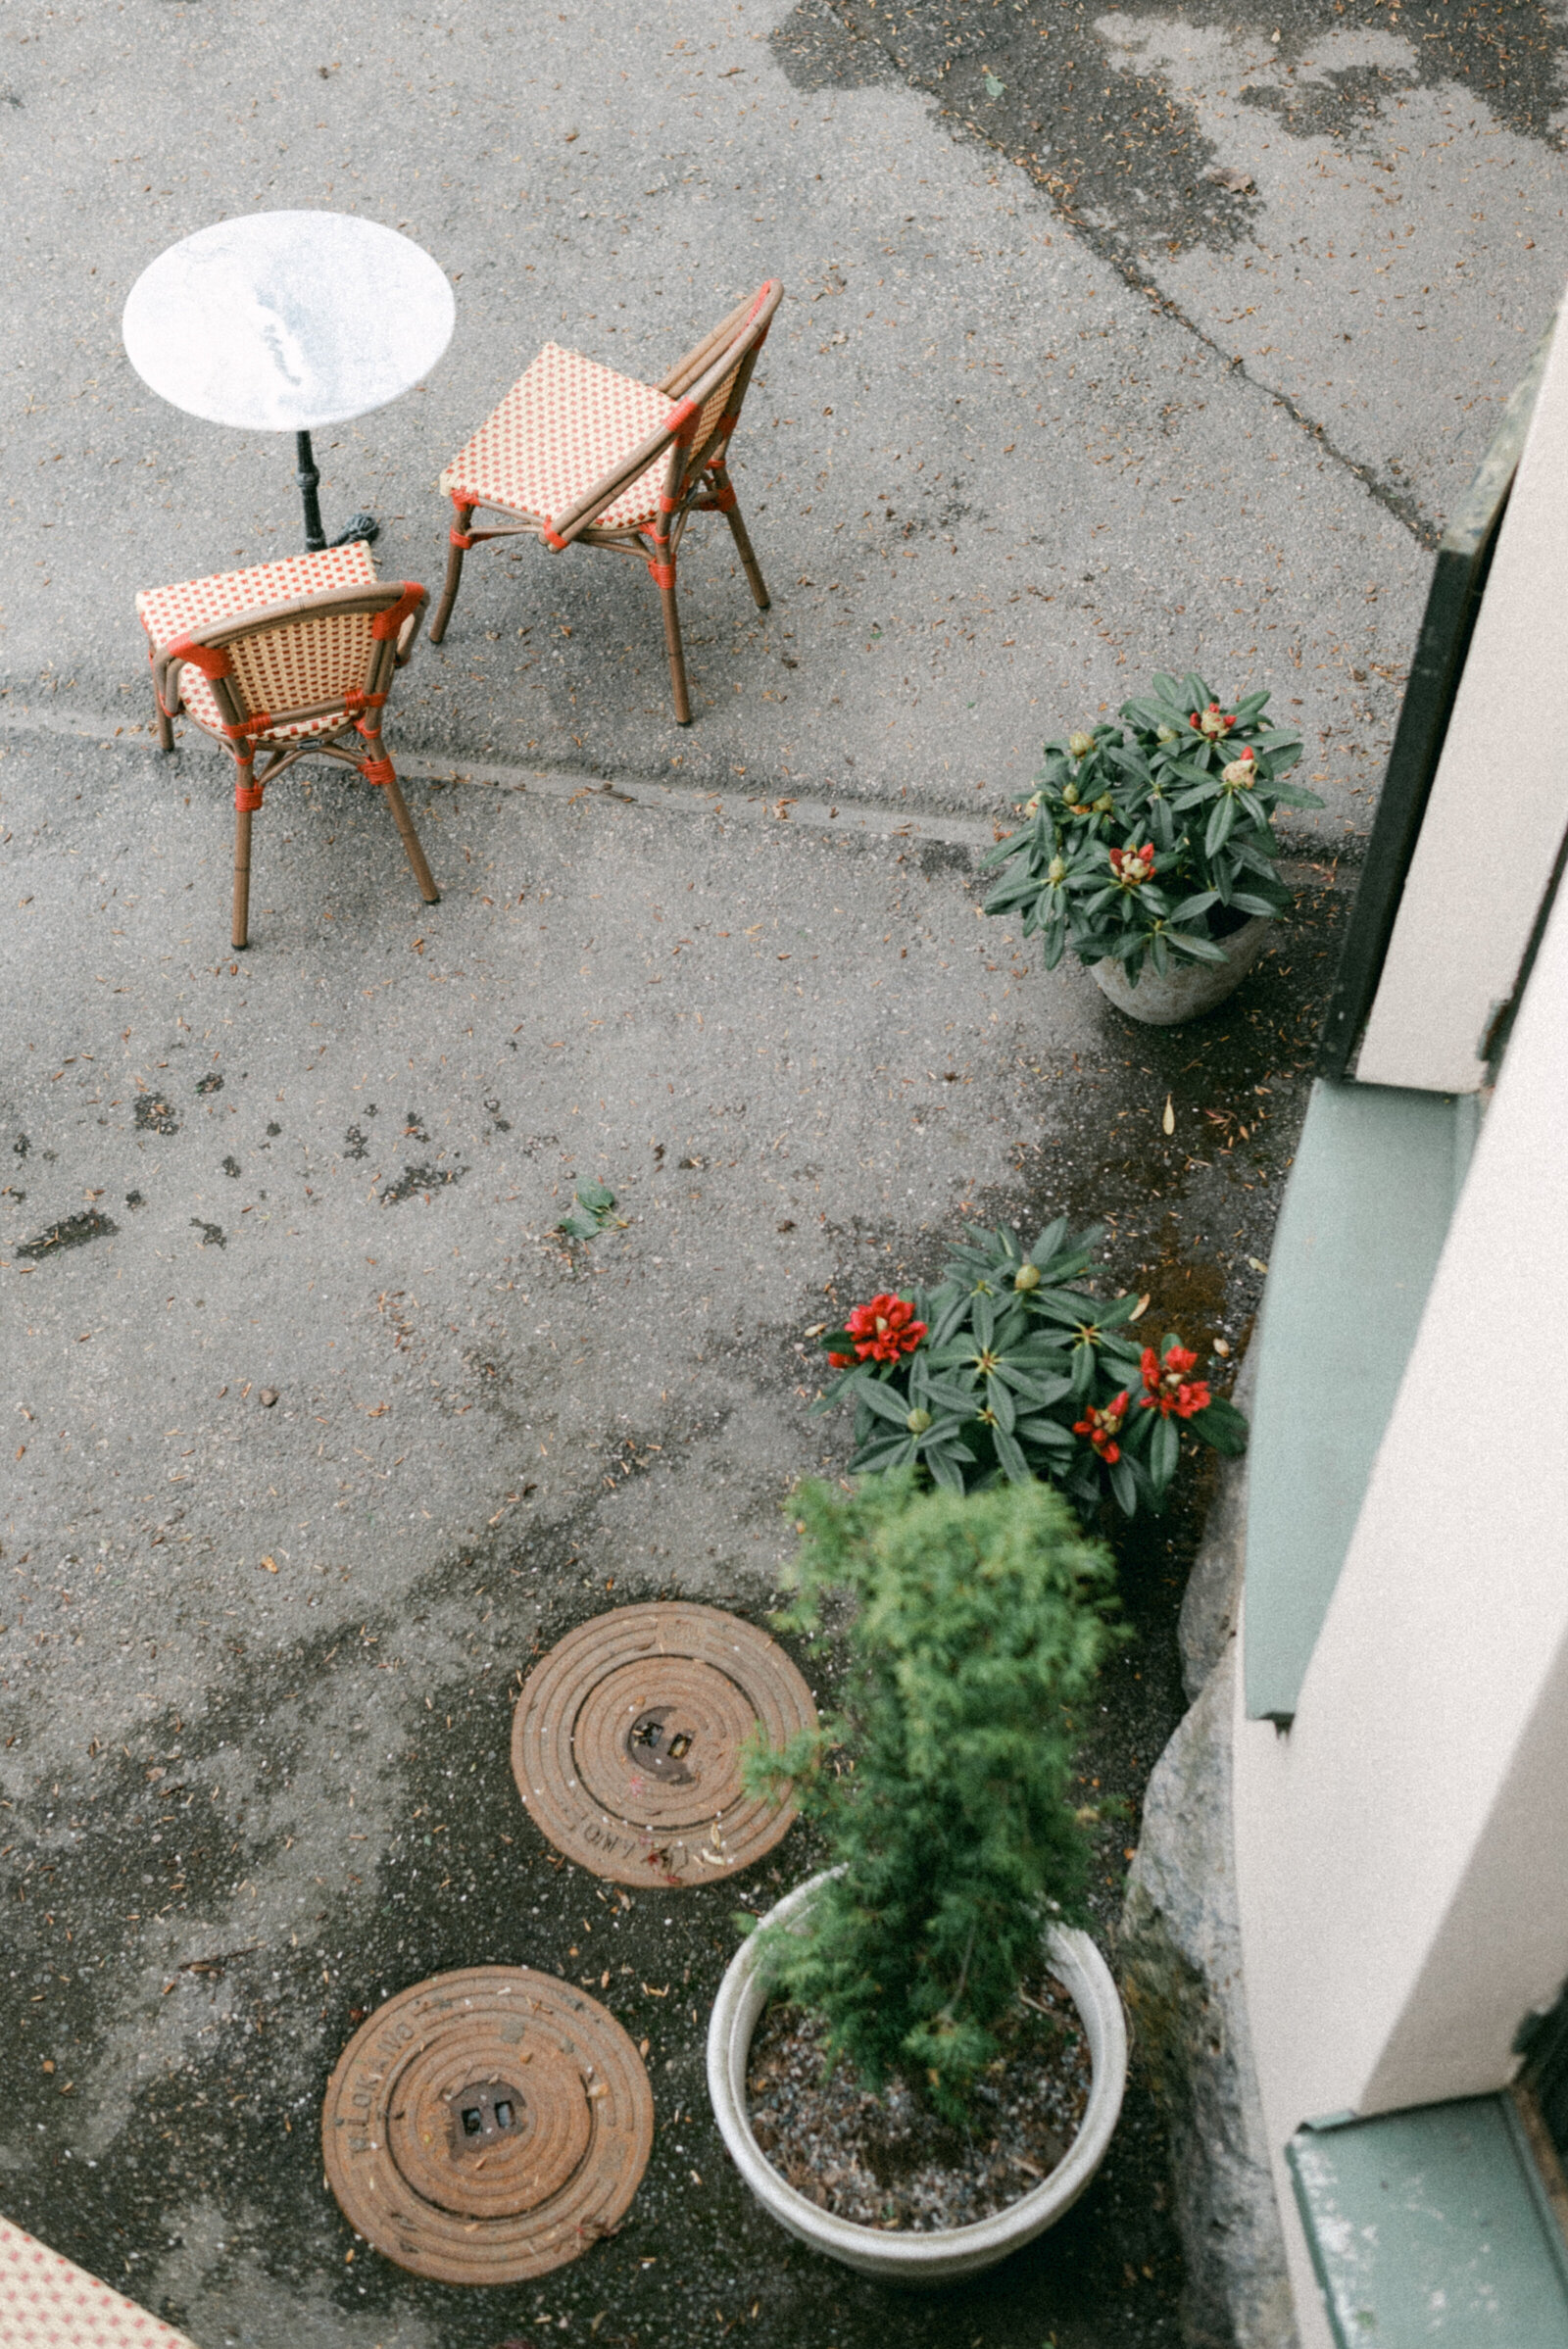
(815, 1218, 1247, 1519)
(982, 672, 1322, 1024)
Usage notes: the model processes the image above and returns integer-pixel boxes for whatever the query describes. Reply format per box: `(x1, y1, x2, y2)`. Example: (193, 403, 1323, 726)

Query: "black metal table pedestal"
(295, 429, 379, 554)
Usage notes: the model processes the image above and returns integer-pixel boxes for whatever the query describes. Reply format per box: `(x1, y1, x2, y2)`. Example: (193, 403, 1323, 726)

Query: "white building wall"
(1234, 865, 1568, 2333)
(1354, 290, 1568, 1094)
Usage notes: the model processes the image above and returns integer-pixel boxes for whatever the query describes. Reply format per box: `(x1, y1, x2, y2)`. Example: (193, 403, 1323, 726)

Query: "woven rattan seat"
(430, 282, 783, 723)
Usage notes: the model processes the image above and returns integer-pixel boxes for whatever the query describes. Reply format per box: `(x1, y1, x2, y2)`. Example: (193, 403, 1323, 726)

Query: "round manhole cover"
(512, 1602, 816, 1886)
(322, 1966, 653, 2283)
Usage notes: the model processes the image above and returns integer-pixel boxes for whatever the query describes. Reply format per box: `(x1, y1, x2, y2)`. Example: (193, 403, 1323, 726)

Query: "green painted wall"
(1245, 1080, 1477, 1725)
(1290, 2095, 1568, 2344)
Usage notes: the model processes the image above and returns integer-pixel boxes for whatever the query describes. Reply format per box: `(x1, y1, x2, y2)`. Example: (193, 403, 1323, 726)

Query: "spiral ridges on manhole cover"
(512, 1602, 816, 1886)
(322, 1967, 653, 2282)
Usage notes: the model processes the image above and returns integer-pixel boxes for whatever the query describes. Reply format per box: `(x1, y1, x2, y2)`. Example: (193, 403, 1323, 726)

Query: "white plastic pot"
(706, 1870, 1128, 2284)
(1091, 913, 1271, 1026)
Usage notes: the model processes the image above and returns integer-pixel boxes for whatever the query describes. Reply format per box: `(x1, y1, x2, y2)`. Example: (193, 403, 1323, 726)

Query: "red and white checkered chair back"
(160, 582, 425, 745)
(138, 548, 426, 746)
(225, 605, 383, 720)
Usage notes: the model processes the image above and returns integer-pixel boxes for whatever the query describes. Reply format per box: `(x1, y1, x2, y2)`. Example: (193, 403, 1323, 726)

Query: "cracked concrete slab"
(2, 0, 1433, 827)
(805, 0, 1567, 538)
(1, 0, 1536, 2333)
(1095, 10, 1565, 524)
(2, 704, 1351, 2345)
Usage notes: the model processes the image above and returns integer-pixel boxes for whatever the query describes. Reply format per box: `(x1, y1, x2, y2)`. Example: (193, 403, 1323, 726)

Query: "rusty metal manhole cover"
(512, 1602, 816, 1886)
(322, 1966, 653, 2282)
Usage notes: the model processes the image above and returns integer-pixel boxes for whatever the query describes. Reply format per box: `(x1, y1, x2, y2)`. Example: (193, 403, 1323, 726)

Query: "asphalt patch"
(378, 1163, 468, 1207)
(777, 0, 1567, 275)
(15, 1209, 119, 1261)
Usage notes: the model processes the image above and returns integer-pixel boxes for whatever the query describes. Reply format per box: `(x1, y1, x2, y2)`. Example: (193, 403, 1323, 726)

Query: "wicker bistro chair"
(136, 542, 438, 951)
(430, 281, 783, 723)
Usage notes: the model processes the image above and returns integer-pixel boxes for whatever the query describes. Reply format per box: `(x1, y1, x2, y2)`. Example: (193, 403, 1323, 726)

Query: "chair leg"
(430, 503, 473, 645)
(232, 803, 254, 951)
(381, 773, 440, 905)
(722, 493, 770, 612)
(156, 693, 174, 755)
(655, 564, 692, 725)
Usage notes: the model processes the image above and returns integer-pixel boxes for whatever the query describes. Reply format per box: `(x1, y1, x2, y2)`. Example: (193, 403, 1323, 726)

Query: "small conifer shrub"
(742, 1470, 1127, 2124)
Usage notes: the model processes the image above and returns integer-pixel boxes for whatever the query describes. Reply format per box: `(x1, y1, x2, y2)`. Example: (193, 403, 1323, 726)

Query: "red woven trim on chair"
(168, 634, 233, 680)
(647, 560, 676, 591)
(234, 780, 265, 813)
(658, 493, 681, 515)
(360, 756, 397, 788)
(343, 688, 387, 716)
(221, 710, 272, 741)
(543, 525, 569, 552)
(716, 410, 742, 435)
(709, 478, 739, 514)
(668, 396, 699, 444)
(450, 525, 478, 549)
(370, 583, 424, 641)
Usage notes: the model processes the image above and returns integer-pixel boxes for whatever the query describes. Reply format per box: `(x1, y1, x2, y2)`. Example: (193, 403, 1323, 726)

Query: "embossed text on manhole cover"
(512, 1602, 816, 1885)
(322, 1966, 653, 2283)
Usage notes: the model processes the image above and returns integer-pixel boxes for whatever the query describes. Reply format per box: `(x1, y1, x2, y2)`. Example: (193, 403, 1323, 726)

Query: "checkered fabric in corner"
(136, 543, 380, 744)
(439, 344, 676, 534)
(0, 2213, 199, 2347)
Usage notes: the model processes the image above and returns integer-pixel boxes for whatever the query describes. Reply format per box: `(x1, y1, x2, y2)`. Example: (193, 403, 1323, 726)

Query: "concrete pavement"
(3, 0, 1564, 2339)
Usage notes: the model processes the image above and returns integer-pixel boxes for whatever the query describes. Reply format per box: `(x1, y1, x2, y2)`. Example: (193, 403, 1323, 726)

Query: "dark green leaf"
(1164, 928, 1231, 965)
(1205, 794, 1238, 859)
(1107, 1456, 1138, 1517)
(858, 1381, 916, 1428)
(993, 1424, 1031, 1484)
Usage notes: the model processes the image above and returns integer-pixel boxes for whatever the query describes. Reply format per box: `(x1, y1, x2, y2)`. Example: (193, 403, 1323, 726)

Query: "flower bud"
(1094, 793, 1115, 814)
(1047, 855, 1067, 885)
(1222, 752, 1255, 789)
(1061, 782, 1079, 805)
(1013, 1262, 1042, 1292)
(1023, 791, 1043, 815)
(1156, 723, 1178, 744)
(906, 1406, 933, 1434)
(1067, 731, 1096, 759)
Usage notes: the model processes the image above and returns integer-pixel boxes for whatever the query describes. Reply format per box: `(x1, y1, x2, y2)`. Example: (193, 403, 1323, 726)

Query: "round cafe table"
(122, 210, 455, 552)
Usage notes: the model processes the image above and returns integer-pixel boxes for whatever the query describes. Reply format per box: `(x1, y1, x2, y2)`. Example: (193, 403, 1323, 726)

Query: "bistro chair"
(430, 280, 783, 723)
(136, 542, 438, 950)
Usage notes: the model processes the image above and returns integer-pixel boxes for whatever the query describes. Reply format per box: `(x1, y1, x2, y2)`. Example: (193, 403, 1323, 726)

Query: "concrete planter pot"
(1091, 914, 1271, 1026)
(706, 1870, 1128, 2284)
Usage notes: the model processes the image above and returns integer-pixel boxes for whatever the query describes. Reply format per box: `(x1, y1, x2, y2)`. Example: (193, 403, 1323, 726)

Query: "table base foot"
(330, 514, 380, 549)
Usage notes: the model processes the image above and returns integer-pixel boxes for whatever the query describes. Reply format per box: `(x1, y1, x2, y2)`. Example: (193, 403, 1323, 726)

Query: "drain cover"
(513, 1602, 816, 1886)
(322, 1966, 653, 2283)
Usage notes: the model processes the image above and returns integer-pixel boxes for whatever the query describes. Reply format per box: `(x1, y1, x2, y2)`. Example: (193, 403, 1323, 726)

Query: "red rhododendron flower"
(827, 1351, 854, 1369)
(1139, 1342, 1210, 1419)
(1074, 1392, 1130, 1463)
(1109, 843, 1155, 889)
(844, 1294, 927, 1363)
(1190, 702, 1237, 741)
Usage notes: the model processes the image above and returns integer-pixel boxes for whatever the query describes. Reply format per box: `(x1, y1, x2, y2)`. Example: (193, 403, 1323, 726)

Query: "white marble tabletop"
(122, 211, 456, 434)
